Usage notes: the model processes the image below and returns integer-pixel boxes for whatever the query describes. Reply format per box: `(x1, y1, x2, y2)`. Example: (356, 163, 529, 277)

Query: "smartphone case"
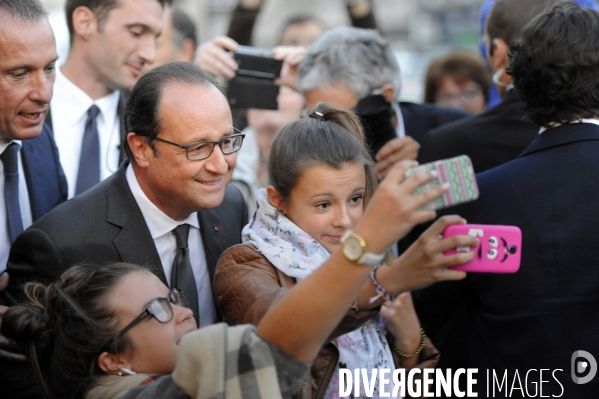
(442, 224, 522, 273)
(405, 155, 479, 211)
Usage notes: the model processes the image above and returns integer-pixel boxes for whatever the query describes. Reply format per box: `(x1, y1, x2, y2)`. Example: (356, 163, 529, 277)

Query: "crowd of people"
(0, 0, 598, 398)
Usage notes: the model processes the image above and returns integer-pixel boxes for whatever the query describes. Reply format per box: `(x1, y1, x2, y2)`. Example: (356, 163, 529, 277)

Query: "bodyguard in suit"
(0, 1, 68, 277)
(5, 63, 248, 330)
(0, 1, 68, 398)
(296, 26, 469, 179)
(49, 0, 172, 198)
(415, 4, 599, 396)
(417, 0, 567, 173)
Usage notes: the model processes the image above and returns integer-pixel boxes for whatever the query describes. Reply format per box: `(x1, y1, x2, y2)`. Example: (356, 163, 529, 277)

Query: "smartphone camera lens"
(508, 245, 517, 255)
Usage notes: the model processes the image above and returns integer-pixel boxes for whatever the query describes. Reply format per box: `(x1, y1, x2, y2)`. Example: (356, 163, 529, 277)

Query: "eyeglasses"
(114, 288, 189, 340)
(154, 129, 245, 161)
(436, 87, 483, 105)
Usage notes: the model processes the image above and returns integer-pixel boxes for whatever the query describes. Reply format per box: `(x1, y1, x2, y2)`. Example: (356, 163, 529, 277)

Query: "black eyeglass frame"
(113, 288, 189, 341)
(153, 128, 245, 161)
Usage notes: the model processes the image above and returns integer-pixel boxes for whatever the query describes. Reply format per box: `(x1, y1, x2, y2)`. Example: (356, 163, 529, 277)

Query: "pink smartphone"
(442, 224, 522, 273)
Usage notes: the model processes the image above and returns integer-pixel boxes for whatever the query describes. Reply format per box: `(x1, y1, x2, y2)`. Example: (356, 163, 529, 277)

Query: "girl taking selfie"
(215, 103, 478, 398)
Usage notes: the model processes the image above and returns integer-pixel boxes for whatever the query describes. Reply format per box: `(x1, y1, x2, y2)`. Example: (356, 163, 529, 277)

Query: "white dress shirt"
(392, 102, 406, 139)
(539, 118, 599, 134)
(0, 141, 32, 273)
(50, 67, 121, 198)
(125, 165, 216, 327)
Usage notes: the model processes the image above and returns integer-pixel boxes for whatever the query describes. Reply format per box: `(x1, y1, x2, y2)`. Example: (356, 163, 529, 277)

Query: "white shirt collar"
(0, 140, 22, 154)
(392, 102, 406, 138)
(538, 118, 599, 134)
(54, 66, 120, 128)
(125, 164, 200, 239)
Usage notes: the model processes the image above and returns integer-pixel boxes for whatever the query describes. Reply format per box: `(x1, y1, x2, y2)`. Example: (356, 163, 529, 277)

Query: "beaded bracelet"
(369, 264, 396, 302)
(392, 328, 427, 358)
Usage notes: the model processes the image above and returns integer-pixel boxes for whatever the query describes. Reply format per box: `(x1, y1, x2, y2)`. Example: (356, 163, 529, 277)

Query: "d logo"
(571, 350, 597, 384)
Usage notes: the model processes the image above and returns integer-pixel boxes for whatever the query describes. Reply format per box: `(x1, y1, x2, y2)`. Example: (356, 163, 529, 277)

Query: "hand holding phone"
(405, 155, 479, 211)
(443, 224, 522, 273)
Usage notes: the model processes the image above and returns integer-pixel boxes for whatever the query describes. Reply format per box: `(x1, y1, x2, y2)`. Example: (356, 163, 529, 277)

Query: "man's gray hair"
(297, 27, 402, 101)
(0, 0, 48, 22)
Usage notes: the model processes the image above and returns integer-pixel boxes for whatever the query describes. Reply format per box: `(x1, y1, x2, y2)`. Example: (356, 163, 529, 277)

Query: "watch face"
(343, 236, 364, 260)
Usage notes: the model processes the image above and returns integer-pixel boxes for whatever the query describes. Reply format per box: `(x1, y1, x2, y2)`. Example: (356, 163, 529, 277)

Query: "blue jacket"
(21, 123, 68, 220)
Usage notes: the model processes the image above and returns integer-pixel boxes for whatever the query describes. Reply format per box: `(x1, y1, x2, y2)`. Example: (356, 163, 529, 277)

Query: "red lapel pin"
(214, 226, 221, 232)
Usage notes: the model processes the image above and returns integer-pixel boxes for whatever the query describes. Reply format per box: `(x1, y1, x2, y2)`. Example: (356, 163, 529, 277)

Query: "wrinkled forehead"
(0, 17, 56, 65)
(157, 81, 233, 140)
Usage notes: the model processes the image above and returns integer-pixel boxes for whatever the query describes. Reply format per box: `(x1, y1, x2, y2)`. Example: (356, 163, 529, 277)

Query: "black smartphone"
(226, 46, 283, 110)
(352, 94, 398, 157)
(234, 46, 283, 79)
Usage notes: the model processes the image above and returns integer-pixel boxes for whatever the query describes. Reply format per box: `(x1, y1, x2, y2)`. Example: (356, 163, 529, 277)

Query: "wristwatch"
(341, 230, 385, 266)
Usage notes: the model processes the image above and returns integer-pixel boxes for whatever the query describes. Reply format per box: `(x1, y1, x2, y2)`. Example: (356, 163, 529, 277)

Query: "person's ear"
(380, 84, 395, 103)
(176, 39, 196, 63)
(97, 351, 131, 375)
(71, 6, 98, 41)
(489, 38, 509, 71)
(127, 133, 153, 168)
(266, 185, 286, 213)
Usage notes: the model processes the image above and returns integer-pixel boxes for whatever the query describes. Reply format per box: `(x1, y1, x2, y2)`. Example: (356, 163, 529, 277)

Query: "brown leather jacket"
(214, 243, 440, 399)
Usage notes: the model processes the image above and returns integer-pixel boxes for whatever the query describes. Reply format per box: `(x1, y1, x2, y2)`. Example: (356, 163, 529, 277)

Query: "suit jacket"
(413, 123, 599, 397)
(399, 101, 470, 144)
(20, 124, 68, 220)
(0, 124, 67, 399)
(417, 89, 540, 173)
(4, 164, 247, 304)
(45, 90, 128, 164)
(358, 99, 469, 157)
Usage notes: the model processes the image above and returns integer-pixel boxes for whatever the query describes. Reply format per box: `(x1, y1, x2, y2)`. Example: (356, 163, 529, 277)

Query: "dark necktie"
(171, 224, 200, 324)
(1, 143, 23, 243)
(75, 105, 101, 195)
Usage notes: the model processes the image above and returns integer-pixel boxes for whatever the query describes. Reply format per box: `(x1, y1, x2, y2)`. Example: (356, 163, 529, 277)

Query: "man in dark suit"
(411, 0, 568, 385)
(0, 1, 68, 398)
(0, 2, 68, 280)
(296, 26, 469, 179)
(415, 4, 599, 396)
(417, 0, 569, 173)
(4, 63, 248, 330)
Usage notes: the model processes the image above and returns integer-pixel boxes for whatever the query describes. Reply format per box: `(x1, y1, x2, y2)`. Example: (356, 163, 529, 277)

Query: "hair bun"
(1, 283, 55, 357)
(309, 102, 367, 144)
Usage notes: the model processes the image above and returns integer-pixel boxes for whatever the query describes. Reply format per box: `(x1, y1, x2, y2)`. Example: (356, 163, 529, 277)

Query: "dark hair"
(65, 0, 172, 44)
(0, 0, 48, 21)
(269, 103, 377, 208)
(124, 61, 221, 162)
(171, 6, 197, 50)
(424, 51, 490, 104)
(508, 4, 599, 127)
(486, 0, 572, 49)
(1, 263, 147, 399)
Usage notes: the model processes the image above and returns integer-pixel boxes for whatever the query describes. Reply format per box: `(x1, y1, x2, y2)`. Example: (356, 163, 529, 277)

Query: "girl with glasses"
(215, 103, 478, 398)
